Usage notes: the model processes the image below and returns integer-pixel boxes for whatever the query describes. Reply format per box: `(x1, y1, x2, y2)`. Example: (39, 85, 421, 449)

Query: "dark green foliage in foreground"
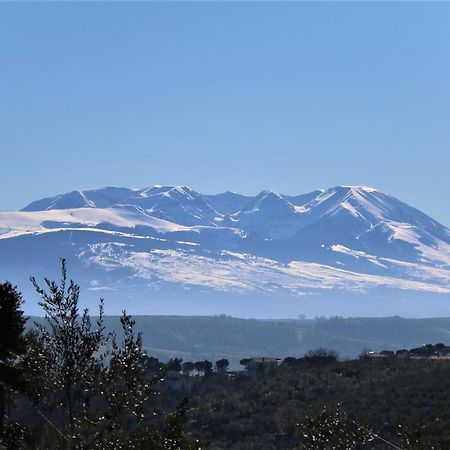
(185, 357, 450, 449)
(1, 261, 196, 449)
(30, 260, 109, 445)
(0, 282, 27, 364)
(0, 282, 28, 434)
(298, 404, 373, 449)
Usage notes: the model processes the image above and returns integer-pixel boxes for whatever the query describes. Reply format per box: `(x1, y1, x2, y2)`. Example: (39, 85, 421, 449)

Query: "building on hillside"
(365, 351, 390, 359)
(246, 357, 282, 376)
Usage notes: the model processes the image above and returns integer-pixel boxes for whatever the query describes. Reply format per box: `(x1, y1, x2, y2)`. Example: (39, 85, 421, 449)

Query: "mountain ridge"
(2, 184, 450, 317)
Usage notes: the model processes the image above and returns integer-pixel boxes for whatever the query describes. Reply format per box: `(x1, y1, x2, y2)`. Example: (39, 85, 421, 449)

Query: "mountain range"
(1, 185, 449, 317)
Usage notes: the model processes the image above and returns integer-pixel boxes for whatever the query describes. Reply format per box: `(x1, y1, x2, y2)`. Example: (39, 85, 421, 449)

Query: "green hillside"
(31, 315, 450, 368)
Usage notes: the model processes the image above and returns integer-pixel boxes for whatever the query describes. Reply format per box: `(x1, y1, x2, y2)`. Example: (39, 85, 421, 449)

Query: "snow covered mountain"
(1, 185, 450, 317)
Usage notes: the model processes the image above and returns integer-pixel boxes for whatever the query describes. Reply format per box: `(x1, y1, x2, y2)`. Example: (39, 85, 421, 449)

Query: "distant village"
(362, 343, 450, 360)
(150, 343, 450, 394)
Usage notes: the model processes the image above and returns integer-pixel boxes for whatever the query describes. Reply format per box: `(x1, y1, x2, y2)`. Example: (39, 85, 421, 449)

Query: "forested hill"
(30, 315, 450, 367)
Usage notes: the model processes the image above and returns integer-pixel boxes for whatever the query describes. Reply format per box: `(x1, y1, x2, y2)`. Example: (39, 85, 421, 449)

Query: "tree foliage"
(215, 359, 229, 374)
(0, 282, 28, 438)
(16, 259, 197, 449)
(304, 348, 338, 366)
(30, 259, 107, 445)
(298, 404, 372, 449)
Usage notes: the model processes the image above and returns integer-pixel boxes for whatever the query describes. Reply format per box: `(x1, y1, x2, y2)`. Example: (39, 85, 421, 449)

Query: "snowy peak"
(301, 186, 389, 224)
(229, 191, 300, 239)
(3, 184, 450, 314)
(18, 184, 449, 250)
(201, 191, 252, 215)
(240, 190, 296, 215)
(23, 190, 94, 211)
(22, 185, 222, 227)
(135, 186, 221, 226)
(22, 187, 138, 211)
(298, 186, 442, 230)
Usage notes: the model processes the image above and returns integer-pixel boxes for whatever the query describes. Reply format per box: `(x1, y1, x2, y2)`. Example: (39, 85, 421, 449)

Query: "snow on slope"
(305, 186, 449, 240)
(136, 186, 222, 226)
(230, 190, 303, 239)
(5, 184, 450, 303)
(22, 186, 222, 227)
(22, 187, 139, 211)
(384, 222, 450, 266)
(330, 244, 450, 285)
(0, 206, 189, 239)
(83, 245, 450, 295)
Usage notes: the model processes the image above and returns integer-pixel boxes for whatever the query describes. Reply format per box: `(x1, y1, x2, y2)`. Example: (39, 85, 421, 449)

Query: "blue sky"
(1, 2, 449, 226)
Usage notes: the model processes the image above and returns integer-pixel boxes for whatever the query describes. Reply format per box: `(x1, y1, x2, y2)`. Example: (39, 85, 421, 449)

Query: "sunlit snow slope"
(1, 185, 449, 317)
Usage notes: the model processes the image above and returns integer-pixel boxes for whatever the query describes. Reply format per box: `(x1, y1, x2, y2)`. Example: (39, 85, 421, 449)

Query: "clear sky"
(1, 2, 449, 226)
